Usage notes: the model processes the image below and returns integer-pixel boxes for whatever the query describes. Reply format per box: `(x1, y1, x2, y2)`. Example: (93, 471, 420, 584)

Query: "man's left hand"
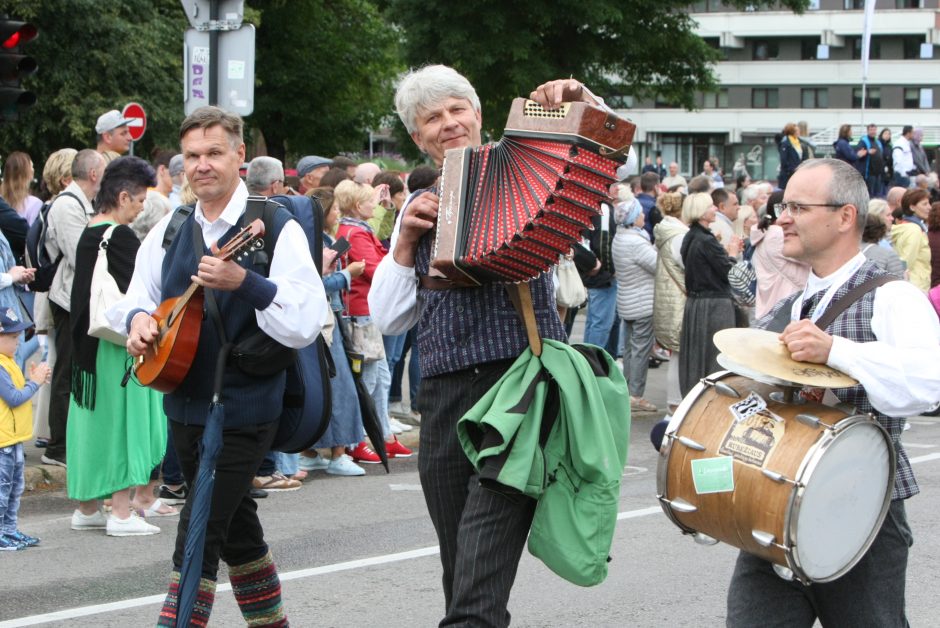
(192, 255, 247, 291)
(529, 79, 596, 110)
(779, 319, 834, 364)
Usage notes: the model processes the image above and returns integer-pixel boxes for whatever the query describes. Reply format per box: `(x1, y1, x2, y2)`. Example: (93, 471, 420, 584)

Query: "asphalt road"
(4, 342, 940, 626)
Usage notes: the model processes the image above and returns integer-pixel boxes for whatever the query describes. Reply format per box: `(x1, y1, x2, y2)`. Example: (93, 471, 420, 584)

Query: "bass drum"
(656, 371, 895, 583)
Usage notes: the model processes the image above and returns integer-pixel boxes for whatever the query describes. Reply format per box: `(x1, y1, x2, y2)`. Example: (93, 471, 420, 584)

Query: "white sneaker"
(389, 417, 413, 433)
(327, 454, 366, 477)
(106, 512, 161, 537)
(298, 453, 330, 472)
(71, 509, 107, 530)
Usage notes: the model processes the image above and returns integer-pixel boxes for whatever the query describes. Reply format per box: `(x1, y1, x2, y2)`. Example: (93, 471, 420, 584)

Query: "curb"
(24, 463, 65, 492)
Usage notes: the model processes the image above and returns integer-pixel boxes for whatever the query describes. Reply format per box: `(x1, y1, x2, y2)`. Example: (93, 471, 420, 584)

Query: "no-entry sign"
(122, 102, 147, 141)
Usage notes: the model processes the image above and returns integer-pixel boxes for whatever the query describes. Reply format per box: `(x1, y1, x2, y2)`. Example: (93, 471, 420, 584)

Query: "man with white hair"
(727, 158, 940, 627)
(353, 161, 382, 185)
(370, 64, 609, 627)
(662, 161, 687, 192)
(245, 156, 286, 197)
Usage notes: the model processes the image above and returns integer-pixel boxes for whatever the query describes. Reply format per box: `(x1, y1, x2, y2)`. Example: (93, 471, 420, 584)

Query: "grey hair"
(794, 158, 869, 234)
(682, 192, 714, 224)
(395, 65, 481, 134)
(740, 184, 763, 205)
(71, 149, 105, 181)
(245, 156, 284, 194)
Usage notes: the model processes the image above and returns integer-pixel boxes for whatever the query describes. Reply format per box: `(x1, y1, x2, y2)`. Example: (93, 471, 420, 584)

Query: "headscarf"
(616, 198, 642, 227)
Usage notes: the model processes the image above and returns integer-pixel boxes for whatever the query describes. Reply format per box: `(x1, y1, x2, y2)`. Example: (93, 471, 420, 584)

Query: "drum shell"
(656, 371, 895, 582)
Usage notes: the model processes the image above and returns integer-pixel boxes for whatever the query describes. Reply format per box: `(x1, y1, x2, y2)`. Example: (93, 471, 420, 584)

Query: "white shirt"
(795, 253, 940, 417)
(892, 136, 915, 176)
(369, 196, 423, 336)
(107, 180, 328, 348)
(710, 212, 736, 251)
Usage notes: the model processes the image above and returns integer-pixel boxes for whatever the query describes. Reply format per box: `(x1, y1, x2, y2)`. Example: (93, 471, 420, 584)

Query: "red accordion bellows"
(431, 98, 635, 286)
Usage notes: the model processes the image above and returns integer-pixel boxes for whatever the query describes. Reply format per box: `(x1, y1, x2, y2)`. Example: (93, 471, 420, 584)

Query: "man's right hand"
(393, 191, 439, 267)
(127, 311, 159, 357)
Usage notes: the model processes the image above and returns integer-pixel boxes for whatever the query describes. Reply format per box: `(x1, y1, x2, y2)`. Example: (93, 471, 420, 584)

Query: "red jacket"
(335, 221, 387, 316)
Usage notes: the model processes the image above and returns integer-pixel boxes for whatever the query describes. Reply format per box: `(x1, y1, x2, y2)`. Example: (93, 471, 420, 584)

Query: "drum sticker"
(718, 414, 786, 468)
(729, 392, 767, 423)
(690, 456, 735, 494)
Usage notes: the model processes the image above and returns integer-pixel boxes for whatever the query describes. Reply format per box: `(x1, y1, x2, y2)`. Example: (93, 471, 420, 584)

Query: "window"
(753, 40, 780, 61)
(801, 39, 820, 60)
(851, 36, 881, 60)
(902, 36, 928, 59)
(606, 95, 634, 109)
(852, 87, 881, 109)
(904, 87, 932, 108)
(895, 0, 923, 7)
(752, 88, 779, 109)
(801, 88, 829, 109)
(700, 89, 729, 108)
(654, 95, 679, 109)
(844, 0, 864, 8)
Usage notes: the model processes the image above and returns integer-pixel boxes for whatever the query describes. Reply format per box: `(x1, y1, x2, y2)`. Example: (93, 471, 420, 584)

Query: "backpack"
(161, 197, 333, 453)
(25, 191, 80, 292)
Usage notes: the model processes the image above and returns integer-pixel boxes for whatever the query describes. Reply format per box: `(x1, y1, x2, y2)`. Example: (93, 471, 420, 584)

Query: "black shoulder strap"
(814, 274, 897, 330)
(243, 195, 283, 276)
(162, 204, 196, 250)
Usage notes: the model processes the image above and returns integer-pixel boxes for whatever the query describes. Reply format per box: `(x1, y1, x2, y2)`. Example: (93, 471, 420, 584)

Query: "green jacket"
(457, 340, 631, 586)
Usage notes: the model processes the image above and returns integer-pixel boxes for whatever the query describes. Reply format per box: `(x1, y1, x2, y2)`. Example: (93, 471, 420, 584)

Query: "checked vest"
(759, 261, 917, 500)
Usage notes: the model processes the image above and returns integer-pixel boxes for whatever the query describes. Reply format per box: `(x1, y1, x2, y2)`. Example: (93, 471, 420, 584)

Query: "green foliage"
(249, 0, 403, 165)
(388, 0, 809, 137)
(0, 0, 188, 165)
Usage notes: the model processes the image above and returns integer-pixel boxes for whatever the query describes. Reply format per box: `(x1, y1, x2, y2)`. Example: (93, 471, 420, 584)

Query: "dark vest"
(414, 232, 567, 378)
(161, 209, 291, 427)
(759, 261, 917, 500)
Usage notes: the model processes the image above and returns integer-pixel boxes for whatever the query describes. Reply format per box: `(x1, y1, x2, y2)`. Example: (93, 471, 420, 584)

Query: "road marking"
(902, 443, 937, 449)
(8, 451, 940, 627)
(389, 483, 423, 491)
(623, 465, 648, 476)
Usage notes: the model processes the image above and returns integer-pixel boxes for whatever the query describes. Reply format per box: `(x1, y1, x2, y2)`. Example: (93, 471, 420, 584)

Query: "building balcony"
(620, 107, 940, 143)
(715, 58, 940, 85)
(692, 8, 940, 39)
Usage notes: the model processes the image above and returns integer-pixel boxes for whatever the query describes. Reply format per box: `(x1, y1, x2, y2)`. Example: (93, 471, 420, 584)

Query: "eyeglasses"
(773, 202, 845, 218)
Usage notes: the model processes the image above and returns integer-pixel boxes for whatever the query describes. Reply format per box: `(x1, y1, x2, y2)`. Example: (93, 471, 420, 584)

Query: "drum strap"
(813, 274, 897, 330)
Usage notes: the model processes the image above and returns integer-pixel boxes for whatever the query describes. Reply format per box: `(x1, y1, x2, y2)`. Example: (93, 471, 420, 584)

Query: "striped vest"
(759, 261, 917, 500)
(414, 232, 567, 378)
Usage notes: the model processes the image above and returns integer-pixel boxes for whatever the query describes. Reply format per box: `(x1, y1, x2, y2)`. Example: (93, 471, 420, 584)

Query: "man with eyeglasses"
(726, 158, 940, 627)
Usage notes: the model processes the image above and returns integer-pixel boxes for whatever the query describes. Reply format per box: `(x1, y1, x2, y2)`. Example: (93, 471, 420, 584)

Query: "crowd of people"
(0, 68, 937, 627)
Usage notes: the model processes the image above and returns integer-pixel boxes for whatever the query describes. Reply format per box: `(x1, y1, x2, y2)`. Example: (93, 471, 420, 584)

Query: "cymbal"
(713, 328, 858, 388)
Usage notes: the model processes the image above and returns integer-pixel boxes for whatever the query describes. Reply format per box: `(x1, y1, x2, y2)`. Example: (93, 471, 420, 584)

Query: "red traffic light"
(0, 21, 36, 49)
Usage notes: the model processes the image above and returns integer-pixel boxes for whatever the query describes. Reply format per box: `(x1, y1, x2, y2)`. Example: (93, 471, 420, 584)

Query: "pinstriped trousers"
(417, 359, 536, 628)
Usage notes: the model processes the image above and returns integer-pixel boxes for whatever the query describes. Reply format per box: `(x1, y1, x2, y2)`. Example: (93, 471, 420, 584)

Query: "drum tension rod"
(700, 377, 741, 399)
(659, 496, 697, 514)
(761, 468, 799, 486)
(795, 413, 836, 431)
(752, 530, 787, 551)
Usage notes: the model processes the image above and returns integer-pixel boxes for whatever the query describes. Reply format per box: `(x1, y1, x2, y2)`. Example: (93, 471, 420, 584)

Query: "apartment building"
(620, 1, 940, 182)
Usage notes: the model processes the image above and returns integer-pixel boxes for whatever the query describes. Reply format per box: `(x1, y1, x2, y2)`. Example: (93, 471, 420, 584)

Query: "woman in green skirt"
(66, 156, 174, 537)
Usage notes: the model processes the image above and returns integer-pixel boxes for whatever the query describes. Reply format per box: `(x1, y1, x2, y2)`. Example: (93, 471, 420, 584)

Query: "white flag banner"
(861, 0, 877, 81)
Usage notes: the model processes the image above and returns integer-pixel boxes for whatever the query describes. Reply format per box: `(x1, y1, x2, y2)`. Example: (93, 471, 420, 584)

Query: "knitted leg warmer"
(156, 570, 216, 627)
(228, 550, 289, 627)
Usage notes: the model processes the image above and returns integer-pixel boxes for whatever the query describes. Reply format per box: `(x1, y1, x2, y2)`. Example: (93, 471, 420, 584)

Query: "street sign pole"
(209, 0, 218, 105)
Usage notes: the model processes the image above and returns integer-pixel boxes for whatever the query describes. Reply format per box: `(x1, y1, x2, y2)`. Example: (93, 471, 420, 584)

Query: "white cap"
(95, 110, 131, 134)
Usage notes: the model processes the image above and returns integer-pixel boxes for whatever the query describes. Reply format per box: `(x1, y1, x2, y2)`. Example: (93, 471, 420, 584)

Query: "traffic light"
(0, 17, 37, 121)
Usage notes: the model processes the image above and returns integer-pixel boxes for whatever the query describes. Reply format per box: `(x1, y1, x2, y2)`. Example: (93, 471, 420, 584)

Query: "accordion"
(431, 97, 636, 287)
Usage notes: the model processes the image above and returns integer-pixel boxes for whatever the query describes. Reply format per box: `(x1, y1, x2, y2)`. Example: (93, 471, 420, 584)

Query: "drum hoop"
(784, 415, 897, 583)
(656, 370, 733, 533)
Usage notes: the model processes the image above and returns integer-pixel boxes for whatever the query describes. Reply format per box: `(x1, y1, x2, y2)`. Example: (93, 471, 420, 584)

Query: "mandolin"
(134, 219, 265, 393)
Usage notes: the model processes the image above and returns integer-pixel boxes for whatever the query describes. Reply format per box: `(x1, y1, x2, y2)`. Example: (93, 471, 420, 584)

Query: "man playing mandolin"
(113, 106, 327, 626)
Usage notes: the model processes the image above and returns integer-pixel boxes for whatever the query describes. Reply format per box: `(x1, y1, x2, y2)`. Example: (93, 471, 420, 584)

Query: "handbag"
(554, 256, 587, 308)
(88, 225, 127, 346)
(348, 317, 386, 362)
(728, 258, 757, 307)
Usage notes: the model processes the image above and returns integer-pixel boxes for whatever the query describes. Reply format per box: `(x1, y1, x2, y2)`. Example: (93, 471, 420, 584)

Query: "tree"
(249, 0, 403, 165)
(387, 0, 808, 138)
(0, 0, 188, 165)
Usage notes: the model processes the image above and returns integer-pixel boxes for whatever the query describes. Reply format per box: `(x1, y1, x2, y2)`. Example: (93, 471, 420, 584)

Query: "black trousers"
(171, 420, 278, 579)
(417, 360, 537, 628)
(45, 302, 72, 461)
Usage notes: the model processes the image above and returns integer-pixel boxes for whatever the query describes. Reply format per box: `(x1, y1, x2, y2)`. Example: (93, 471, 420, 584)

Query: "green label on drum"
(690, 456, 735, 494)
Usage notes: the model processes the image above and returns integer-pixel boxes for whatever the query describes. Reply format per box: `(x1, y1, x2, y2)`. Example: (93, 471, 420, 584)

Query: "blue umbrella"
(176, 345, 230, 626)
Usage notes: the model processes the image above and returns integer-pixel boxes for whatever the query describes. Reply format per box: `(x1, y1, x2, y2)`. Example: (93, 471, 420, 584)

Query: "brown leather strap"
(419, 275, 455, 291)
(814, 274, 897, 330)
(505, 282, 542, 357)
